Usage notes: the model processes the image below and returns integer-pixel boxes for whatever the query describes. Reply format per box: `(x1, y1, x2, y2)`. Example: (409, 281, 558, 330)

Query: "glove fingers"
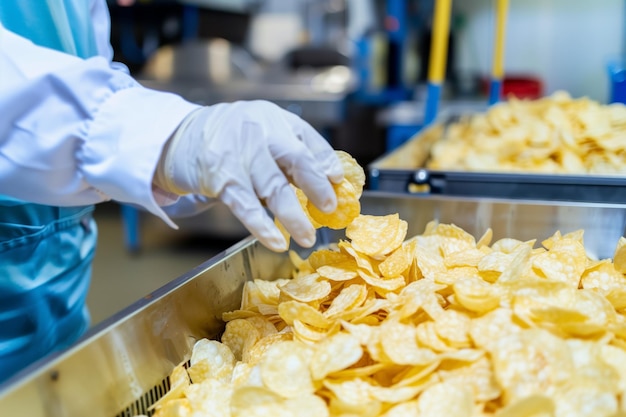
(268, 131, 339, 214)
(220, 185, 287, 252)
(282, 111, 344, 184)
(249, 152, 317, 248)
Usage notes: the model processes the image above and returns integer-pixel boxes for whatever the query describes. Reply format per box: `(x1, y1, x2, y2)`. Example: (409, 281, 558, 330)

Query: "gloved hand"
(154, 100, 344, 252)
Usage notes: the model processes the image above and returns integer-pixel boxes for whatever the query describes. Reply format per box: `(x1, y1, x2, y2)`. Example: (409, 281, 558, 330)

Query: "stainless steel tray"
(368, 124, 626, 204)
(1, 193, 625, 417)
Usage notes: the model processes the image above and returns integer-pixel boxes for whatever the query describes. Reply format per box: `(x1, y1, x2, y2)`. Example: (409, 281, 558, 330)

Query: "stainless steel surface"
(138, 40, 355, 126)
(1, 193, 624, 416)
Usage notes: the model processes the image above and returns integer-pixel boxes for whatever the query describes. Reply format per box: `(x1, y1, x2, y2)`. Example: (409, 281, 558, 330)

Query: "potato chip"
(260, 341, 315, 398)
(494, 394, 555, 417)
(416, 381, 474, 417)
(414, 245, 447, 280)
(323, 284, 368, 319)
(292, 319, 339, 343)
(293, 186, 322, 229)
(243, 315, 278, 338)
(323, 377, 375, 406)
(336, 150, 366, 198)
(477, 228, 493, 248)
(347, 214, 408, 258)
(183, 378, 232, 417)
(230, 386, 284, 417)
(316, 261, 359, 281)
(490, 329, 573, 404)
(310, 332, 363, 380)
(469, 308, 520, 350)
(453, 275, 500, 313)
(278, 300, 332, 328)
(433, 309, 472, 348)
(379, 400, 419, 417)
(152, 398, 191, 417)
(150, 196, 626, 417)
(307, 179, 360, 230)
(283, 394, 329, 417)
(438, 356, 501, 403)
(380, 320, 438, 365)
(614, 236, 626, 274)
(220, 319, 261, 361)
(359, 270, 406, 292)
(187, 339, 235, 384)
(327, 395, 383, 417)
(242, 333, 292, 365)
(279, 272, 331, 303)
(533, 238, 587, 287)
(339, 240, 381, 276)
(151, 363, 190, 412)
(308, 248, 353, 270)
(426, 223, 476, 257)
(379, 244, 412, 278)
(415, 321, 454, 353)
(427, 92, 626, 175)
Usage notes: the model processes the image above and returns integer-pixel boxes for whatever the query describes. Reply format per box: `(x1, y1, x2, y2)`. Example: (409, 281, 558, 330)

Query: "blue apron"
(0, 1, 99, 382)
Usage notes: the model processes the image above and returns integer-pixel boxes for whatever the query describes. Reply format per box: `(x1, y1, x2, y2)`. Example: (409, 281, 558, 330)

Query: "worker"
(0, 1, 343, 383)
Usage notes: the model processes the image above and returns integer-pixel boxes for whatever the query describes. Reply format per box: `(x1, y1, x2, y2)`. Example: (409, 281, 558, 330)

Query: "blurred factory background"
(89, 0, 625, 324)
(106, 0, 624, 157)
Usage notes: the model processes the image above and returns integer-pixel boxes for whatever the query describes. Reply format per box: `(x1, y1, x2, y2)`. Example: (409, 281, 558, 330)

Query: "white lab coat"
(0, 0, 209, 228)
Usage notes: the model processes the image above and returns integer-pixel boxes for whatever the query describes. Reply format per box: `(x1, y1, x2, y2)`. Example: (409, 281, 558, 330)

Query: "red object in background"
(481, 75, 543, 100)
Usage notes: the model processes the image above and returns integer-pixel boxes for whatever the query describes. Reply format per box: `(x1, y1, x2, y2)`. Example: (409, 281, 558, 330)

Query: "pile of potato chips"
(145, 151, 626, 417)
(427, 91, 626, 174)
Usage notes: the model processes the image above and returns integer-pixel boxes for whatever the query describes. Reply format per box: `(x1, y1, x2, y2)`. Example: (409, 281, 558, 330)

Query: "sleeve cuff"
(81, 85, 201, 228)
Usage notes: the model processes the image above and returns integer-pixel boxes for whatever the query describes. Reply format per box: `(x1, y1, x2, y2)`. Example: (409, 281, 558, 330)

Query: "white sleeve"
(0, 22, 201, 227)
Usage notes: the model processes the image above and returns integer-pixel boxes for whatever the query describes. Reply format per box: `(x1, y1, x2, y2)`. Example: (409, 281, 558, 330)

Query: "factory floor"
(87, 203, 241, 327)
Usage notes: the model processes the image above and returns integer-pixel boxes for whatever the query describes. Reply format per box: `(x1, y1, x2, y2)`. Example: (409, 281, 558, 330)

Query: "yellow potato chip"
(310, 332, 363, 380)
(359, 270, 406, 292)
(532, 238, 587, 287)
(259, 341, 315, 398)
(347, 214, 408, 258)
(416, 381, 474, 417)
(380, 400, 419, 417)
(183, 378, 232, 417)
(151, 363, 190, 412)
(426, 92, 626, 175)
(187, 339, 235, 384)
(336, 150, 366, 198)
(614, 236, 626, 274)
(494, 395, 555, 417)
(307, 179, 360, 230)
(433, 309, 472, 348)
(242, 333, 292, 365)
(316, 261, 359, 282)
(476, 227, 493, 248)
(379, 243, 412, 278)
(453, 275, 500, 314)
(151, 190, 626, 417)
(308, 248, 352, 270)
(292, 319, 339, 343)
(221, 319, 261, 361)
(323, 284, 368, 319)
(278, 300, 332, 328)
(230, 386, 284, 417)
(490, 329, 573, 404)
(282, 394, 329, 417)
(279, 272, 331, 303)
(380, 320, 438, 365)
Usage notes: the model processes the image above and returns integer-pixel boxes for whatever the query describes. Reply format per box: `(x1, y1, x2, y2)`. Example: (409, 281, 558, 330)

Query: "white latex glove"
(154, 100, 344, 252)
